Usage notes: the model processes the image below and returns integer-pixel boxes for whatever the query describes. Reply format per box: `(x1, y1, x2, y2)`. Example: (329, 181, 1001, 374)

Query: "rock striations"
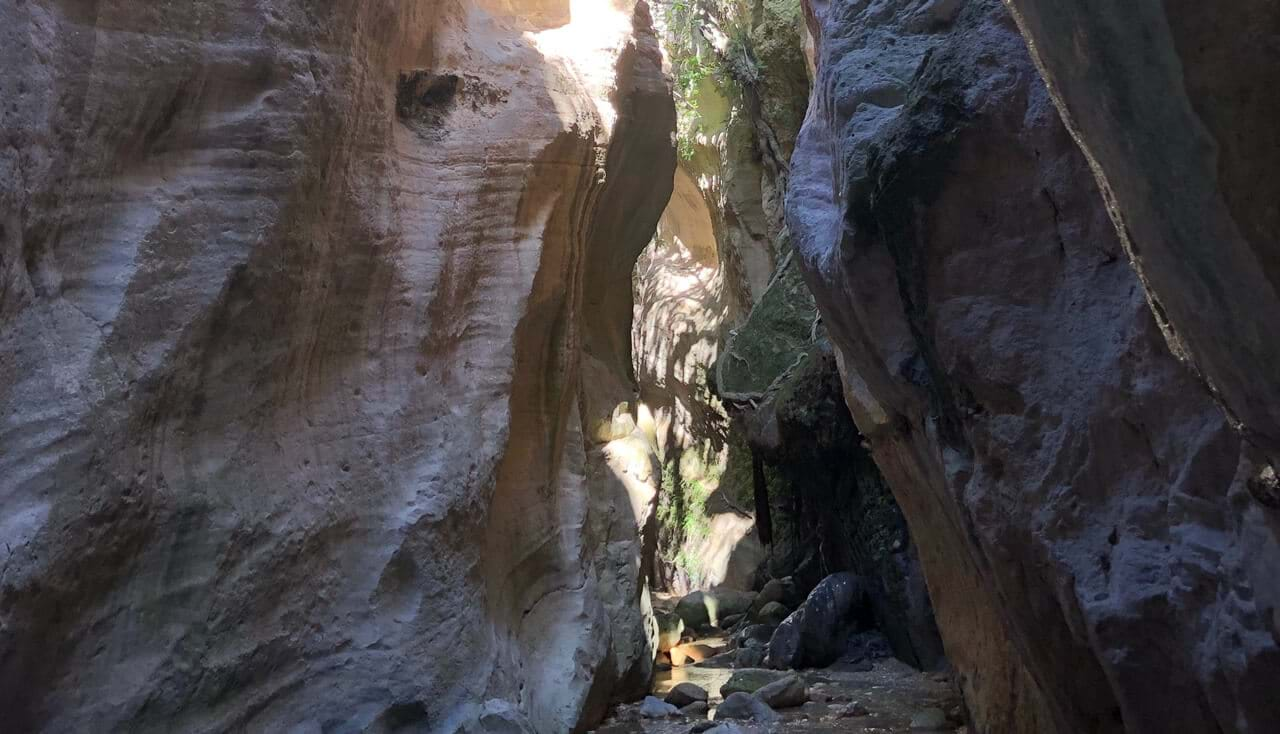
(0, 0, 673, 731)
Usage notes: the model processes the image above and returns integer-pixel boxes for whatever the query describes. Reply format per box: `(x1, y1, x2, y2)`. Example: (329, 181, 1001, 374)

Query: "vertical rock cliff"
(1003, 0, 1280, 478)
(790, 0, 1280, 732)
(0, 1, 673, 731)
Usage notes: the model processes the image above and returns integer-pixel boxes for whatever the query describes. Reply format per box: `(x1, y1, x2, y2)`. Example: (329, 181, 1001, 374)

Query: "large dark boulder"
(766, 572, 872, 669)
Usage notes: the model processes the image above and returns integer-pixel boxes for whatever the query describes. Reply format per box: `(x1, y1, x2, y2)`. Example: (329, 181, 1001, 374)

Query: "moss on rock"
(715, 256, 817, 397)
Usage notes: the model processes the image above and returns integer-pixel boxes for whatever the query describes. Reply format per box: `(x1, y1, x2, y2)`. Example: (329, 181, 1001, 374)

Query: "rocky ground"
(595, 657, 962, 733)
(593, 585, 964, 733)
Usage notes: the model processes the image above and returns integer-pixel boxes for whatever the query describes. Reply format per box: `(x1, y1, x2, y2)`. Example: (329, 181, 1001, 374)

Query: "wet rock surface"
(789, 0, 1280, 731)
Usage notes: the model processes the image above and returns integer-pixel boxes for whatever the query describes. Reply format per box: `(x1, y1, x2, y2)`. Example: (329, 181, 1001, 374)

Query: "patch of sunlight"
(528, 0, 633, 131)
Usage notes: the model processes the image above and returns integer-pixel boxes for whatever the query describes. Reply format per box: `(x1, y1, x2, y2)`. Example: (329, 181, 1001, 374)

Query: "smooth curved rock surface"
(790, 0, 1280, 732)
(0, 0, 674, 731)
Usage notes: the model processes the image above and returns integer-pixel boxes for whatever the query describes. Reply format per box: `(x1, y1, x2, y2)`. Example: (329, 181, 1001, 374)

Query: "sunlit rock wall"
(639, 0, 816, 595)
(631, 165, 768, 593)
(0, 1, 674, 731)
(790, 0, 1280, 731)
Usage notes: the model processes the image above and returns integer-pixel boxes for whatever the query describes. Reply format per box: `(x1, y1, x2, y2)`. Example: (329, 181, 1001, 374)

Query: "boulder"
(753, 674, 808, 708)
(639, 696, 680, 719)
(766, 573, 870, 669)
(720, 669, 786, 697)
(719, 613, 746, 630)
(656, 611, 686, 653)
(714, 693, 781, 724)
(664, 682, 709, 708)
(676, 589, 757, 629)
(747, 577, 799, 618)
(473, 699, 536, 734)
(734, 648, 766, 669)
(736, 624, 776, 647)
(754, 601, 790, 626)
(680, 701, 710, 718)
(702, 723, 745, 734)
(765, 611, 803, 669)
(676, 591, 713, 629)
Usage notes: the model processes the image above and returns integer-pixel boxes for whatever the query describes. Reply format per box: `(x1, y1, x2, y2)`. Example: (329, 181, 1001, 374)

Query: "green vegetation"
(655, 0, 809, 159)
(715, 256, 818, 396)
(656, 0, 756, 159)
(656, 444, 725, 585)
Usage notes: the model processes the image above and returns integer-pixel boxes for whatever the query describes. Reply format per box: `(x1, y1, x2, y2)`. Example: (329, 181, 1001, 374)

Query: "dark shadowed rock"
(720, 669, 786, 697)
(680, 701, 710, 718)
(657, 610, 686, 653)
(766, 572, 871, 669)
(737, 624, 776, 646)
(734, 648, 765, 669)
(747, 577, 798, 619)
(665, 682, 709, 708)
(754, 601, 790, 626)
(714, 693, 780, 724)
(1004, 0, 1280, 476)
(788, 0, 1280, 731)
(676, 589, 757, 630)
(766, 610, 804, 670)
(754, 673, 808, 708)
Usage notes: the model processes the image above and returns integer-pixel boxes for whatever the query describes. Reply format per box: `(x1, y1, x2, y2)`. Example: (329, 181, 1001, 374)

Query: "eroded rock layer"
(790, 0, 1280, 732)
(0, 1, 674, 731)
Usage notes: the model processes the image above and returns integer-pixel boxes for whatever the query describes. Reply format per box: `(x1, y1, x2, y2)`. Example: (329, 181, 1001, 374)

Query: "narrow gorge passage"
(2, 1, 1279, 734)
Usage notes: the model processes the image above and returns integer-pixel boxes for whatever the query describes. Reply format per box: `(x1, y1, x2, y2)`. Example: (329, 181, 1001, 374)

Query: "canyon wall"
(0, 1, 673, 731)
(646, 0, 942, 669)
(791, 0, 1280, 732)
(1003, 0, 1280, 477)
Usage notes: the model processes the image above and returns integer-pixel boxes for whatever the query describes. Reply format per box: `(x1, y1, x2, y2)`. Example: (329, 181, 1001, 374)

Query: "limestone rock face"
(1003, 0, 1280, 474)
(789, 0, 1280, 732)
(632, 164, 767, 593)
(0, 1, 674, 731)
